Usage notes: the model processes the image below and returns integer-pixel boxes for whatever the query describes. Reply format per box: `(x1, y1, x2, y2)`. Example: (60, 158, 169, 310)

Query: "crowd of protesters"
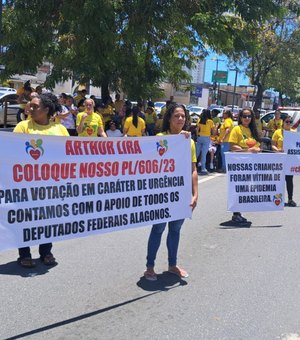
(11, 82, 297, 272)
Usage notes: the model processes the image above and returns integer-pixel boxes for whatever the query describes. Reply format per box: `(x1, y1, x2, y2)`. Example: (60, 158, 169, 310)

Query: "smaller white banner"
(283, 131, 300, 175)
(225, 152, 286, 212)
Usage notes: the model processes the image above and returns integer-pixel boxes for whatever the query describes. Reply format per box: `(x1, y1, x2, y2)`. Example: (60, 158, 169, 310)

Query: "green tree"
(229, 1, 300, 110)
(0, 0, 284, 99)
(265, 29, 300, 104)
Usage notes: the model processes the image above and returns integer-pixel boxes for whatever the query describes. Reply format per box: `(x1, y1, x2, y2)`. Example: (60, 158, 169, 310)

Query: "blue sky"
(204, 53, 250, 86)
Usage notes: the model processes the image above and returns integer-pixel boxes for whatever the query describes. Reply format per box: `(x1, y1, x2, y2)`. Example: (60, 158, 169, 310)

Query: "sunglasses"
(242, 115, 252, 119)
(285, 121, 292, 124)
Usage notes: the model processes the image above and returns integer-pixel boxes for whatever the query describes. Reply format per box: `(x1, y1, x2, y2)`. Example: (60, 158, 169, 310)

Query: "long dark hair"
(224, 110, 233, 119)
(162, 104, 188, 132)
(200, 109, 211, 124)
(238, 108, 260, 142)
(39, 93, 61, 116)
(132, 106, 139, 128)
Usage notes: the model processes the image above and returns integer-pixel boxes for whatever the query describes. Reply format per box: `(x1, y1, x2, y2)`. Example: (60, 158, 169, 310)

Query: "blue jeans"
(221, 142, 230, 171)
(18, 243, 52, 260)
(196, 136, 210, 171)
(146, 123, 155, 136)
(146, 219, 185, 267)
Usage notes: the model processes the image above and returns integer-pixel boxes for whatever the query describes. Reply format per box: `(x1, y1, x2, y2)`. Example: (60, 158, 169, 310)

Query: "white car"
(187, 106, 205, 125)
(0, 93, 21, 126)
(154, 101, 166, 115)
(0, 87, 17, 95)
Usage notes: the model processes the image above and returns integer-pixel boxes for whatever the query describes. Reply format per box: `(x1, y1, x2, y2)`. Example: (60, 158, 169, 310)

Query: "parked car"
(154, 101, 166, 115)
(260, 109, 300, 125)
(187, 106, 205, 125)
(0, 87, 17, 95)
(222, 106, 242, 120)
(209, 105, 225, 118)
(0, 93, 20, 126)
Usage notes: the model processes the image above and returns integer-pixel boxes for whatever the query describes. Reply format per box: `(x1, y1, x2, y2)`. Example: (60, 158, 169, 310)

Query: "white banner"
(283, 131, 300, 175)
(0, 132, 192, 252)
(225, 152, 286, 212)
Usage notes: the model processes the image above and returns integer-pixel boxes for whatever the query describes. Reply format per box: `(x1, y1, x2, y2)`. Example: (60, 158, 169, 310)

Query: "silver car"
(0, 93, 20, 126)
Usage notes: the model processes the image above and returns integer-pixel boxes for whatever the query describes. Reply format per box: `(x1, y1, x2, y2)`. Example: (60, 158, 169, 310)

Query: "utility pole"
(0, 1, 2, 52)
(230, 67, 239, 111)
(212, 57, 225, 105)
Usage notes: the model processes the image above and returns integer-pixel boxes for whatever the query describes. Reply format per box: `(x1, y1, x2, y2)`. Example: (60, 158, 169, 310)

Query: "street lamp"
(230, 67, 239, 111)
(212, 57, 225, 104)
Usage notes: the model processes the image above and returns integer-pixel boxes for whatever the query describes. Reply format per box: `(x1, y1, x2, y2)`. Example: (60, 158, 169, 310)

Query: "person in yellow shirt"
(254, 110, 266, 138)
(123, 106, 146, 136)
(144, 104, 198, 281)
(100, 97, 115, 125)
(154, 113, 163, 134)
(229, 108, 261, 225)
(229, 109, 260, 151)
(272, 115, 296, 207)
(76, 99, 107, 137)
(211, 109, 221, 130)
(114, 93, 124, 116)
(16, 80, 33, 122)
(196, 109, 215, 174)
(266, 109, 283, 137)
(13, 93, 69, 268)
(219, 110, 234, 172)
(73, 89, 87, 106)
(144, 106, 157, 136)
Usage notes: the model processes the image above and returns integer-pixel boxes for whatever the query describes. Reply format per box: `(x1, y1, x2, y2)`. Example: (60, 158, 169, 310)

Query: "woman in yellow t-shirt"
(123, 106, 146, 137)
(272, 115, 296, 207)
(13, 93, 69, 268)
(266, 109, 283, 138)
(219, 110, 234, 172)
(196, 109, 215, 174)
(229, 108, 261, 225)
(76, 99, 107, 137)
(144, 106, 157, 136)
(144, 104, 198, 281)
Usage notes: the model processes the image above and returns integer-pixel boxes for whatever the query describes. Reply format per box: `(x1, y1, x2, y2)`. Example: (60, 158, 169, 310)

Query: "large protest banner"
(283, 131, 300, 175)
(225, 153, 286, 212)
(0, 132, 192, 252)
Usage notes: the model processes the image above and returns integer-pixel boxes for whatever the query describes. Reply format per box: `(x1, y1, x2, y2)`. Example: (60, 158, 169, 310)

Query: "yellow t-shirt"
(229, 125, 260, 149)
(272, 129, 295, 150)
(145, 111, 156, 124)
(157, 131, 196, 163)
(219, 118, 234, 142)
(272, 129, 284, 150)
(154, 118, 163, 133)
(73, 94, 85, 106)
(76, 111, 103, 137)
(160, 106, 167, 118)
(267, 118, 283, 137)
(198, 119, 214, 137)
(13, 119, 69, 136)
(124, 116, 146, 136)
(101, 105, 115, 124)
(114, 100, 124, 114)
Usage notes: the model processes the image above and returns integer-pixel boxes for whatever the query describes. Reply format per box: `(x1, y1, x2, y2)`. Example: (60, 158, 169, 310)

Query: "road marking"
(280, 333, 300, 340)
(198, 173, 223, 184)
(280, 334, 300, 340)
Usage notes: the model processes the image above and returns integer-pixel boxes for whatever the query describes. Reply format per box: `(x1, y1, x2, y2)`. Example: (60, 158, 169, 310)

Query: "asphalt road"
(0, 173, 299, 340)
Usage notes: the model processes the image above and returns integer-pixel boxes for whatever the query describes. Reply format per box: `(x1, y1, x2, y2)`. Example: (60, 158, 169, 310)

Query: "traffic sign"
(212, 71, 228, 83)
(191, 86, 202, 98)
